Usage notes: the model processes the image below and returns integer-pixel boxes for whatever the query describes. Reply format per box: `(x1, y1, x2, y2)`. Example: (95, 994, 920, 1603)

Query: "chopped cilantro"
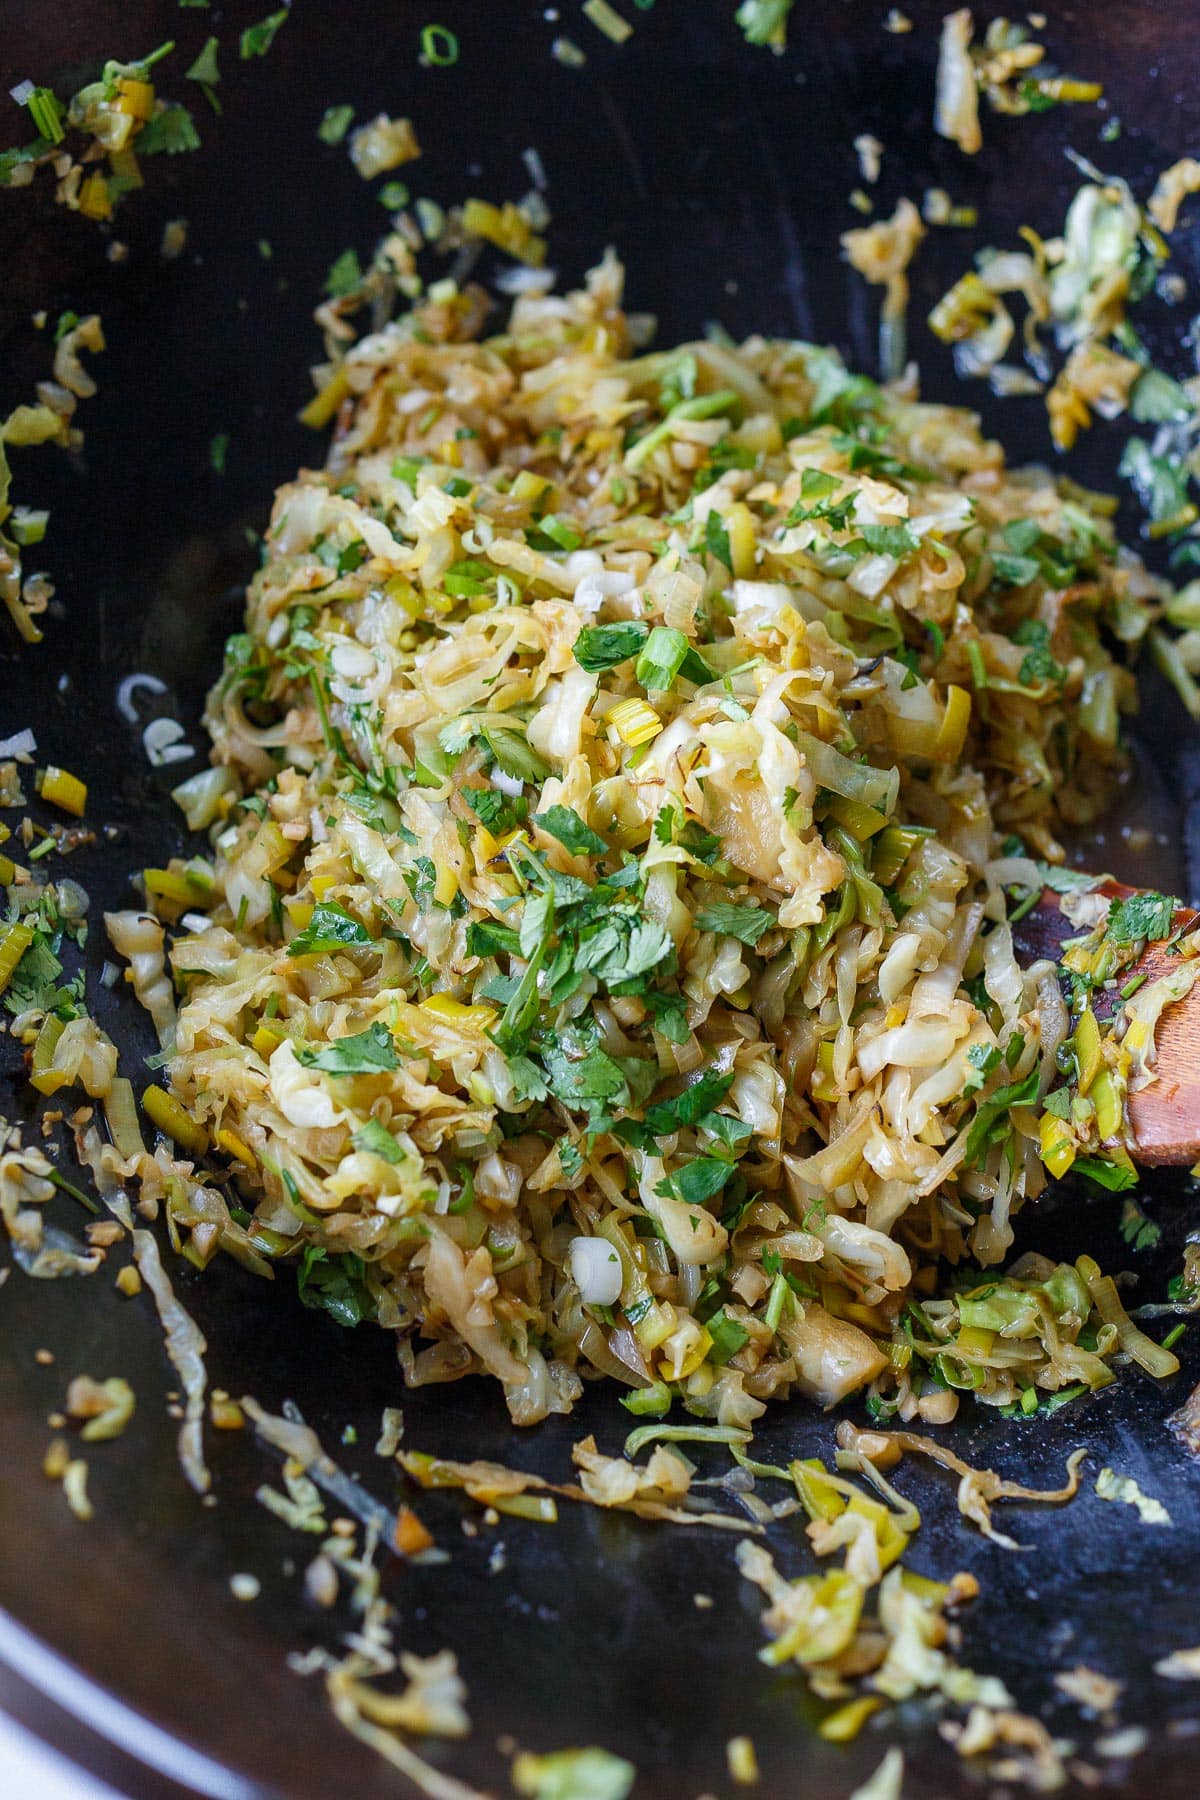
(1119, 437, 1190, 525)
(704, 509, 732, 572)
(1107, 889, 1175, 944)
(137, 105, 200, 156)
(295, 1021, 397, 1075)
(992, 552, 1040, 588)
(656, 1157, 734, 1206)
(695, 902, 772, 946)
(480, 724, 550, 785)
(185, 35, 221, 84)
(705, 1310, 750, 1364)
(850, 522, 919, 558)
(534, 805, 607, 856)
(963, 1067, 1040, 1167)
(240, 8, 289, 57)
(465, 918, 521, 958)
(287, 901, 375, 956)
(1130, 367, 1192, 425)
(297, 1246, 376, 1328)
(573, 621, 650, 672)
(324, 249, 363, 298)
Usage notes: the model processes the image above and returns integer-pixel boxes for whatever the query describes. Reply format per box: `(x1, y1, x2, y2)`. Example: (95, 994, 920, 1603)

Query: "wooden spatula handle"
(1013, 882, 1200, 1167)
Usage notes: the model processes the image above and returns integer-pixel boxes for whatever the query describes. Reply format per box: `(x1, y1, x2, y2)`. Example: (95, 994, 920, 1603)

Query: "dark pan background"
(3, 3, 1200, 1795)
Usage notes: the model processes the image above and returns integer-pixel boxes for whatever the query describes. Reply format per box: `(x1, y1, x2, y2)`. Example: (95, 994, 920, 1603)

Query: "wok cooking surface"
(3, 3, 1200, 1794)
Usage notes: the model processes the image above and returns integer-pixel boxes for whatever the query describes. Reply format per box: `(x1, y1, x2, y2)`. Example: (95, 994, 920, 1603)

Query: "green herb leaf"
(992, 551, 1040, 587)
(800, 467, 839, 500)
(1130, 367, 1193, 425)
(574, 913, 674, 988)
(705, 1309, 750, 1364)
(656, 1157, 734, 1206)
(1107, 889, 1175, 944)
(185, 35, 221, 84)
(1119, 437, 1190, 525)
(850, 522, 919, 558)
(297, 1246, 377, 1329)
(137, 105, 200, 155)
(534, 805, 607, 856)
(466, 918, 521, 958)
(480, 724, 551, 785)
(642, 1068, 735, 1137)
(695, 902, 773, 946)
(295, 1021, 397, 1075)
(573, 620, 650, 672)
(964, 1066, 1040, 1167)
(240, 8, 289, 57)
(287, 901, 375, 957)
(464, 785, 524, 834)
(324, 248, 364, 298)
(704, 509, 733, 572)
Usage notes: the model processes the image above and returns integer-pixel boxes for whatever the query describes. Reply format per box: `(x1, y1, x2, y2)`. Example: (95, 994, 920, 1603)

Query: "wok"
(2, 2, 1200, 1794)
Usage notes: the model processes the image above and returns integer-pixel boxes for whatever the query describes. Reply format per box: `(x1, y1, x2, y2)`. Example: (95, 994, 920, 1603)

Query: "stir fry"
(82, 254, 1195, 1431)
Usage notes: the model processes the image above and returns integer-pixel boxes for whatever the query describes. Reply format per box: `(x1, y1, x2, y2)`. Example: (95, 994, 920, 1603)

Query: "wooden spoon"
(1014, 879, 1200, 1166)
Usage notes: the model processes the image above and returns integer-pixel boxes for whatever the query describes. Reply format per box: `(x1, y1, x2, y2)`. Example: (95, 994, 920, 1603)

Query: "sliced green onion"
(623, 1421, 750, 1459)
(420, 23, 459, 65)
(26, 87, 65, 145)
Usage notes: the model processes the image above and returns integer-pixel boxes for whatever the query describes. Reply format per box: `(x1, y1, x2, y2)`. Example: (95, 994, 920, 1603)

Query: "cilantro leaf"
(1107, 890, 1175, 944)
(540, 1031, 629, 1114)
(736, 0, 795, 47)
(137, 105, 200, 156)
(992, 552, 1041, 587)
(573, 621, 650, 672)
(1130, 367, 1192, 425)
(1003, 519, 1043, 556)
(704, 509, 732, 572)
(534, 805, 607, 856)
(964, 1067, 1040, 1167)
(1119, 438, 1190, 525)
(464, 785, 523, 831)
(519, 888, 555, 962)
(480, 725, 551, 785)
(643, 988, 689, 1043)
(574, 914, 675, 988)
(295, 1022, 397, 1075)
(466, 918, 521, 958)
(656, 1158, 735, 1205)
(287, 902, 375, 957)
(695, 902, 773, 946)
(297, 1246, 376, 1329)
(705, 1309, 750, 1364)
(240, 8, 289, 57)
(850, 522, 919, 558)
(963, 1041, 1002, 1094)
(642, 1069, 735, 1137)
(800, 468, 839, 500)
(324, 249, 364, 298)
